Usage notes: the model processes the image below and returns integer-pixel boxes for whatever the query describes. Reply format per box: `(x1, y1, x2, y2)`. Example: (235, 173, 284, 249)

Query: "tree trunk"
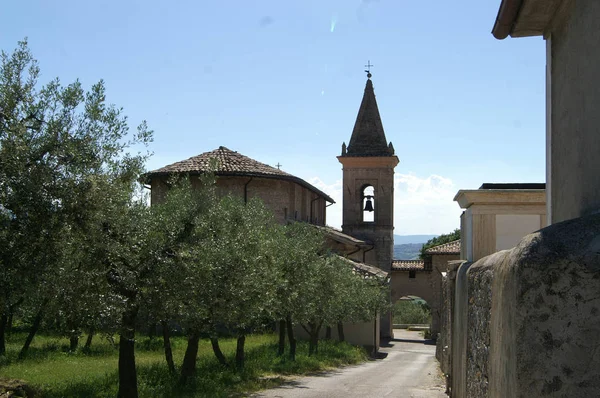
(180, 331, 201, 383)
(18, 299, 48, 360)
(308, 322, 322, 356)
(7, 312, 13, 332)
(161, 321, 175, 374)
(69, 335, 79, 352)
(0, 313, 7, 356)
(117, 305, 139, 398)
(148, 322, 156, 339)
(286, 316, 296, 361)
(7, 298, 23, 333)
(277, 319, 286, 356)
(325, 326, 332, 339)
(235, 335, 245, 370)
(337, 322, 345, 343)
(84, 329, 95, 349)
(210, 337, 228, 366)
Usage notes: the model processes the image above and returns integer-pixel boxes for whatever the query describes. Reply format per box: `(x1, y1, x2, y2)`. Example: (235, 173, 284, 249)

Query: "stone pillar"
(451, 261, 472, 398)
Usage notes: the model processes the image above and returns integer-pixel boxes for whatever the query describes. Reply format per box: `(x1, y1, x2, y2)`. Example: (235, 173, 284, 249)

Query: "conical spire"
(344, 78, 393, 157)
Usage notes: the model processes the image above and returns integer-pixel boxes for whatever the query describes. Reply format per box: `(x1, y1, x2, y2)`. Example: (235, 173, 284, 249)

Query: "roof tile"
(145, 146, 334, 203)
(391, 260, 425, 271)
(425, 239, 461, 255)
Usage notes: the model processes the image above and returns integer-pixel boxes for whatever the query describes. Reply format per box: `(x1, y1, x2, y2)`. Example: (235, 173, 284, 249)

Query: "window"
(362, 185, 375, 222)
(409, 270, 416, 279)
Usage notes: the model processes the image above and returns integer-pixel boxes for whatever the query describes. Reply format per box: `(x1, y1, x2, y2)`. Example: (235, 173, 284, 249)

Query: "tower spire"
(343, 74, 393, 157)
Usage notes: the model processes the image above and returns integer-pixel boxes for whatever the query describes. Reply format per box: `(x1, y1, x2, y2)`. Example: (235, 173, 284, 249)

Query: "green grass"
(0, 332, 367, 397)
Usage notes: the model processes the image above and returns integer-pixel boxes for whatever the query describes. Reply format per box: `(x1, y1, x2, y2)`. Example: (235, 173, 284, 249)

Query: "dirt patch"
(0, 378, 37, 398)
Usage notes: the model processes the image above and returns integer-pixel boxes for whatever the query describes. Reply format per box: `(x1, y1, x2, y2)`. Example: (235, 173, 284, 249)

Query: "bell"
(363, 197, 374, 212)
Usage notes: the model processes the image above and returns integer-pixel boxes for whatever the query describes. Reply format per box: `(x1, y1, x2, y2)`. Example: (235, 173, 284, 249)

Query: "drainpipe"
(244, 177, 253, 204)
(347, 246, 361, 258)
(362, 245, 374, 264)
(310, 195, 320, 224)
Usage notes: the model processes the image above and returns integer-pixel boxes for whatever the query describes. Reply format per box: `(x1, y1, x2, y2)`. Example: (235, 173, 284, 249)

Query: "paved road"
(253, 330, 447, 398)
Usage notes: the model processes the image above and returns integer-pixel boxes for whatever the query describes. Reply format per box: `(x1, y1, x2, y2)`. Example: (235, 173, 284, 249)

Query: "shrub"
(392, 300, 431, 325)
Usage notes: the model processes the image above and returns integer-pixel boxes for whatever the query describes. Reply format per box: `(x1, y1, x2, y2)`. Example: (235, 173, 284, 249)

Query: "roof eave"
(492, 0, 524, 40)
(492, 0, 569, 40)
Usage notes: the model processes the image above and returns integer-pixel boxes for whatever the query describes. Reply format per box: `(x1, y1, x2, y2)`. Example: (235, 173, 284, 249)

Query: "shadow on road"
(392, 338, 437, 346)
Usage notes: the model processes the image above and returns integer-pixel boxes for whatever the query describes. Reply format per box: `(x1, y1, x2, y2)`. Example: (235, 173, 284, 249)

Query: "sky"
(1, 0, 547, 234)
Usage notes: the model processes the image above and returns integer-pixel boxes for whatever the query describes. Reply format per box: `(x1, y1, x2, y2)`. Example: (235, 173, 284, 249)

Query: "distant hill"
(394, 234, 437, 245)
(394, 243, 422, 260)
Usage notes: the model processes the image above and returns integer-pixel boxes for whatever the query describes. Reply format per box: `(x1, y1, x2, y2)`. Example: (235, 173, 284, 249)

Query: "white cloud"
(308, 173, 462, 235)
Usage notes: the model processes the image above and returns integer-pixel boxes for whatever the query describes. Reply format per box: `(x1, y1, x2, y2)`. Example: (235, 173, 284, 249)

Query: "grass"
(0, 331, 367, 397)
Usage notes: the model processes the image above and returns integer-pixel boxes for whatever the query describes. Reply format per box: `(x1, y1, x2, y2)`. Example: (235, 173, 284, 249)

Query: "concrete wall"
(495, 214, 541, 251)
(294, 318, 379, 349)
(462, 210, 546, 262)
(549, 0, 600, 223)
(442, 214, 600, 397)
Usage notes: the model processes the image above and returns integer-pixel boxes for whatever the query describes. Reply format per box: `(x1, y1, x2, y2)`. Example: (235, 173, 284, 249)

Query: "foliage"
(392, 300, 431, 325)
(0, 332, 367, 397)
(0, 39, 152, 361)
(419, 229, 460, 259)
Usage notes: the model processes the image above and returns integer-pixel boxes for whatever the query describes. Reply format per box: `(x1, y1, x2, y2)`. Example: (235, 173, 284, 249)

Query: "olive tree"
(0, 40, 152, 362)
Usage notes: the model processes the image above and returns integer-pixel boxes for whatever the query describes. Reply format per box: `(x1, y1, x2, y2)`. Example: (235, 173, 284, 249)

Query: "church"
(144, 71, 434, 343)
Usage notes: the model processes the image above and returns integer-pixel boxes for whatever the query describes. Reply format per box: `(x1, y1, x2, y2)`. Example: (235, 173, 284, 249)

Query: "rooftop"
(391, 260, 426, 272)
(335, 255, 389, 280)
(314, 225, 373, 249)
(144, 146, 334, 203)
(425, 239, 461, 255)
(492, 0, 566, 40)
(479, 183, 545, 190)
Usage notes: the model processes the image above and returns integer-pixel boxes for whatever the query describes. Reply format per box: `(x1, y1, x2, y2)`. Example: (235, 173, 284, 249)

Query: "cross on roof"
(364, 60, 373, 78)
(275, 162, 282, 170)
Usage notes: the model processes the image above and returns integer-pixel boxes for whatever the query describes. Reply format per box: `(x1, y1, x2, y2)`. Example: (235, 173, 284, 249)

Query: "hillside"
(393, 243, 423, 260)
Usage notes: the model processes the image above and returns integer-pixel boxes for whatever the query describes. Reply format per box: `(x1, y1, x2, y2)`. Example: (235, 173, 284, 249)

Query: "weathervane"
(364, 60, 373, 79)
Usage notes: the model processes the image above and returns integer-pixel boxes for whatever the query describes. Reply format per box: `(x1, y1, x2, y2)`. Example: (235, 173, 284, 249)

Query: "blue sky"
(2, 0, 546, 234)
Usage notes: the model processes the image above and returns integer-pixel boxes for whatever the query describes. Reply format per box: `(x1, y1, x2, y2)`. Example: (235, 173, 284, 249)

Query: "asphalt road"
(252, 330, 447, 398)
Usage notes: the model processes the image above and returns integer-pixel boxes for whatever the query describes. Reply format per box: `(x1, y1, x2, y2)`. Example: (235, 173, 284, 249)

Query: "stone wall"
(442, 214, 600, 397)
(465, 254, 496, 398)
(151, 175, 327, 226)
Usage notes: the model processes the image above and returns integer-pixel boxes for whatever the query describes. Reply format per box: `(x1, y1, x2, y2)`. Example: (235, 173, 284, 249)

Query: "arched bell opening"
(362, 185, 375, 223)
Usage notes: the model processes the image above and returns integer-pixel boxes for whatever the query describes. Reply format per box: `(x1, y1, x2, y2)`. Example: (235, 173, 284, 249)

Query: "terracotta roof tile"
(335, 255, 388, 280)
(391, 260, 425, 271)
(147, 146, 293, 177)
(425, 239, 461, 255)
(315, 225, 373, 248)
(144, 146, 334, 203)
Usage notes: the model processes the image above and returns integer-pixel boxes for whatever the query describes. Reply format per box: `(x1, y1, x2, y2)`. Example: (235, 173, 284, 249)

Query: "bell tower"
(338, 72, 398, 338)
